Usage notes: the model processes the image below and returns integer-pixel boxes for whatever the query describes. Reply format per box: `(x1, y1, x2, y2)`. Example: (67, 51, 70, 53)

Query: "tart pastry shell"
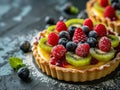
(32, 30, 120, 82)
(86, 0, 120, 35)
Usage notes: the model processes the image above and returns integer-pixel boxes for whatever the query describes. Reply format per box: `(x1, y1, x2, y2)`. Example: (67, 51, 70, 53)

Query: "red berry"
(75, 43, 90, 57)
(90, 58, 98, 65)
(83, 18, 93, 30)
(48, 32, 59, 46)
(56, 59, 63, 67)
(50, 57, 57, 65)
(55, 21, 67, 32)
(104, 6, 117, 21)
(98, 36, 111, 52)
(115, 42, 120, 53)
(94, 24, 107, 37)
(99, 0, 108, 7)
(60, 56, 69, 67)
(52, 45, 66, 59)
(73, 28, 87, 43)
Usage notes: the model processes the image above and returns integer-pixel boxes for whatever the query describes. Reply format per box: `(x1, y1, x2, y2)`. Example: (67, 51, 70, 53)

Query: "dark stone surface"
(0, 0, 120, 90)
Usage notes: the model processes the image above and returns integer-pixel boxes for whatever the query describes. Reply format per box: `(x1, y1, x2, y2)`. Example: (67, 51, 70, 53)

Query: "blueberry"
(87, 37, 97, 47)
(78, 41, 86, 45)
(58, 38, 68, 47)
(59, 31, 70, 40)
(63, 3, 72, 14)
(82, 26, 89, 35)
(88, 31, 98, 38)
(110, 0, 119, 3)
(63, 3, 73, 14)
(112, 2, 120, 10)
(17, 67, 30, 81)
(20, 41, 31, 53)
(68, 26, 77, 38)
(45, 16, 55, 25)
(66, 41, 77, 52)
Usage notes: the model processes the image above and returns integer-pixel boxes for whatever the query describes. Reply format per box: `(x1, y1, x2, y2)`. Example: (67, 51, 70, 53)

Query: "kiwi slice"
(65, 19, 84, 27)
(46, 25, 55, 34)
(66, 52, 91, 67)
(90, 48, 115, 62)
(107, 35, 119, 48)
(39, 37, 53, 53)
(93, 2, 104, 13)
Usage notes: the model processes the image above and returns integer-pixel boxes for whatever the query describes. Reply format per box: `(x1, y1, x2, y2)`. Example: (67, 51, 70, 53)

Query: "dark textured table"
(1, 0, 120, 90)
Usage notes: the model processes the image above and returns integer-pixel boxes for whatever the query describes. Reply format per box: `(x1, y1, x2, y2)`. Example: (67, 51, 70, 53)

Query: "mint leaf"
(9, 57, 26, 71)
(70, 6, 79, 14)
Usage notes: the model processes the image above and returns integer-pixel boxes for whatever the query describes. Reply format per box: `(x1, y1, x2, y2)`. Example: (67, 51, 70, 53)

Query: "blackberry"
(59, 31, 70, 40)
(66, 41, 77, 52)
(87, 37, 97, 47)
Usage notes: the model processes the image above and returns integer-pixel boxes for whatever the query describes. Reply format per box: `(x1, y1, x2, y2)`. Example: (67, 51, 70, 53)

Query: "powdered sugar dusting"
(1, 30, 120, 90)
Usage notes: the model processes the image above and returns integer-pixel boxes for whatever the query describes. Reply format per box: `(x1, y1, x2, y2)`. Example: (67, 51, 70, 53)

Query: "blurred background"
(0, 0, 88, 37)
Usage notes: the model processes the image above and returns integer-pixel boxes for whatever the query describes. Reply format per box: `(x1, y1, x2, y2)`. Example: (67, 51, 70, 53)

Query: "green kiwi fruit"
(39, 37, 53, 53)
(107, 35, 119, 48)
(90, 48, 115, 62)
(46, 25, 55, 34)
(66, 52, 91, 67)
(65, 19, 84, 27)
(93, 2, 104, 13)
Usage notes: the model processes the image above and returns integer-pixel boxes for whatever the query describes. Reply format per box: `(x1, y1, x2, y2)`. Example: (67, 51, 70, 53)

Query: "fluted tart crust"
(32, 30, 120, 82)
(86, 0, 120, 35)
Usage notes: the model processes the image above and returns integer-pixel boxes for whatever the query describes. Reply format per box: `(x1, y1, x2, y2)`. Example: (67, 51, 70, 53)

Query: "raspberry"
(83, 18, 93, 30)
(73, 28, 87, 43)
(48, 32, 59, 46)
(94, 24, 107, 37)
(115, 42, 120, 53)
(50, 56, 57, 65)
(52, 45, 66, 59)
(99, 0, 108, 7)
(55, 21, 67, 32)
(75, 43, 90, 57)
(104, 5, 117, 21)
(90, 58, 98, 65)
(98, 36, 111, 52)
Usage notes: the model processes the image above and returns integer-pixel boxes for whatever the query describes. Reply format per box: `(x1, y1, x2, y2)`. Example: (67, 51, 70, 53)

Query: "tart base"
(32, 31, 120, 82)
(86, 0, 120, 35)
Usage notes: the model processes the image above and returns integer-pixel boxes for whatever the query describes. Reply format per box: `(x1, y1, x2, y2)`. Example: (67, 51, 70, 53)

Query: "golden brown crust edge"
(32, 31, 120, 82)
(86, 0, 120, 35)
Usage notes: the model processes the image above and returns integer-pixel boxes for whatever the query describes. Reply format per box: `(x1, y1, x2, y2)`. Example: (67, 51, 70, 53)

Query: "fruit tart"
(86, 0, 120, 35)
(32, 18, 120, 82)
